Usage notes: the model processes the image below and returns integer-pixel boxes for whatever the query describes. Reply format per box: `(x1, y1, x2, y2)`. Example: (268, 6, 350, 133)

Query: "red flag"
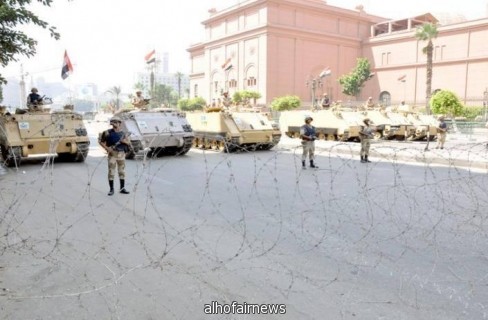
(61, 50, 74, 80)
(145, 49, 156, 64)
(221, 58, 232, 71)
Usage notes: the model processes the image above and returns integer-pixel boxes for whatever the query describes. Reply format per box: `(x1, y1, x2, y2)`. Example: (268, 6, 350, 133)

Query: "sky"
(1, 0, 487, 94)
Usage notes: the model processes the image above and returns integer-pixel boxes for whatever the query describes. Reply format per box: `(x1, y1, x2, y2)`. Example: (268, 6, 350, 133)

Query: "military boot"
(310, 160, 318, 168)
(360, 155, 366, 163)
(302, 160, 306, 169)
(120, 179, 130, 194)
(365, 155, 371, 163)
(108, 180, 114, 196)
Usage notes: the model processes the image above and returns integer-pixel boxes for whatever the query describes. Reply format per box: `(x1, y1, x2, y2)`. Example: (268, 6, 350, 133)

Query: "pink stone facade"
(187, 0, 488, 107)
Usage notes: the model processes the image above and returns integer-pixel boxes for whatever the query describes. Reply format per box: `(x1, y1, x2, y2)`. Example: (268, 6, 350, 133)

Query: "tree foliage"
(151, 84, 175, 107)
(106, 86, 122, 111)
(178, 97, 206, 111)
(231, 90, 261, 105)
(270, 95, 301, 111)
(338, 58, 373, 98)
(0, 0, 67, 84)
(430, 90, 464, 117)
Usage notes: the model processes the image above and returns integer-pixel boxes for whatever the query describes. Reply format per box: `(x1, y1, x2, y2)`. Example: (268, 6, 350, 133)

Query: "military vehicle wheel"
(217, 141, 226, 151)
(293, 132, 301, 139)
(1, 145, 21, 167)
(373, 131, 383, 140)
(318, 133, 325, 140)
(326, 134, 335, 141)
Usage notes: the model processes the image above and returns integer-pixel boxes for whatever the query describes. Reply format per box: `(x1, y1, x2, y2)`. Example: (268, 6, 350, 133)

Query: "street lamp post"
(307, 68, 332, 109)
(306, 77, 322, 110)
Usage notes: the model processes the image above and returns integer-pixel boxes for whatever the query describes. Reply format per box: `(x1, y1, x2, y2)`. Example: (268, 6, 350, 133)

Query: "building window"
(214, 81, 219, 93)
(434, 45, 446, 60)
(381, 52, 391, 65)
(379, 91, 391, 106)
(194, 84, 198, 97)
(228, 79, 237, 88)
(247, 77, 257, 86)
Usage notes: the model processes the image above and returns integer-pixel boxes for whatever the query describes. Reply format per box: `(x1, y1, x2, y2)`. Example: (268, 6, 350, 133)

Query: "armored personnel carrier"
(185, 108, 281, 152)
(358, 110, 399, 139)
(384, 111, 416, 140)
(115, 108, 194, 158)
(0, 104, 90, 167)
(280, 108, 360, 141)
(406, 113, 438, 141)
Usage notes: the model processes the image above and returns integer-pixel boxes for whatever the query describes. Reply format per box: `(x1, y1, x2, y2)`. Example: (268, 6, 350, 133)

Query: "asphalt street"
(0, 120, 488, 319)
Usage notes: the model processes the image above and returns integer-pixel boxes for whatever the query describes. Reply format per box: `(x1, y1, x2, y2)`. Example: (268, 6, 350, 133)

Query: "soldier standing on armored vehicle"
(320, 93, 330, 109)
(221, 92, 232, 109)
(27, 88, 43, 111)
(99, 116, 131, 196)
(132, 90, 150, 109)
(359, 118, 374, 163)
(300, 116, 318, 169)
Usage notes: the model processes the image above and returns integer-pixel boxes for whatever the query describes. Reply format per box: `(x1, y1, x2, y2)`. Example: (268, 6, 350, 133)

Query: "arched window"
(244, 65, 257, 89)
(379, 91, 391, 106)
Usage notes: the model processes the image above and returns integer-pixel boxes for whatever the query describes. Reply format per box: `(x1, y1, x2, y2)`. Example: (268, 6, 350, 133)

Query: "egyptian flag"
(145, 49, 156, 64)
(319, 67, 331, 78)
(61, 50, 74, 80)
(221, 58, 233, 71)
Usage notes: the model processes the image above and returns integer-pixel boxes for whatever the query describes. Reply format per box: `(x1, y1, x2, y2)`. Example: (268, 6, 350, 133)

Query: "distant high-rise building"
(162, 52, 169, 74)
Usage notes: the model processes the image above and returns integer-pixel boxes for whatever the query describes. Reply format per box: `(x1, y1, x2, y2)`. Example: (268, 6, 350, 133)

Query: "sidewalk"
(277, 135, 488, 171)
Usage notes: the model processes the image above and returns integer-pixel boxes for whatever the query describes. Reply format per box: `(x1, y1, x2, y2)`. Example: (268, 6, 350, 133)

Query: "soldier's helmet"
(110, 116, 122, 123)
(363, 118, 371, 124)
(31, 88, 38, 93)
(305, 116, 313, 122)
(438, 116, 445, 120)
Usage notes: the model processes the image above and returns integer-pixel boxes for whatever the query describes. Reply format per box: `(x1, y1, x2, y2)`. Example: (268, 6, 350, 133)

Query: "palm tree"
(175, 72, 183, 101)
(415, 23, 438, 114)
(106, 86, 122, 112)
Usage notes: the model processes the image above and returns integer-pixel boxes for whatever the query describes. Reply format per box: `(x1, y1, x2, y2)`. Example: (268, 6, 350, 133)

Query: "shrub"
(271, 95, 301, 111)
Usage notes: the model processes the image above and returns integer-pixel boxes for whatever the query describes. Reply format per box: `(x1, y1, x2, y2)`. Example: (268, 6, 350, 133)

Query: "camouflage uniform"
(300, 117, 318, 169)
(99, 117, 130, 195)
(107, 149, 126, 180)
(359, 118, 374, 163)
(435, 117, 447, 149)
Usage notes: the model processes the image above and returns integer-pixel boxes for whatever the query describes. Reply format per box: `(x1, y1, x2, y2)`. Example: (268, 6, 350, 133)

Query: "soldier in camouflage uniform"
(99, 116, 131, 196)
(300, 116, 318, 169)
(359, 118, 374, 163)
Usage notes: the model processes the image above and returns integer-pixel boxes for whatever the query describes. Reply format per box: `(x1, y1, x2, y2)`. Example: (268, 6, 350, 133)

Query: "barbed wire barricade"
(0, 121, 488, 319)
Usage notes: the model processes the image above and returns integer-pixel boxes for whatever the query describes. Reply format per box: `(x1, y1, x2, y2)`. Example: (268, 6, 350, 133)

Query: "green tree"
(106, 86, 122, 111)
(338, 58, 374, 99)
(151, 84, 174, 107)
(0, 0, 69, 84)
(415, 23, 438, 114)
(430, 90, 464, 117)
(270, 95, 301, 111)
(178, 97, 206, 111)
(232, 91, 243, 105)
(240, 90, 262, 106)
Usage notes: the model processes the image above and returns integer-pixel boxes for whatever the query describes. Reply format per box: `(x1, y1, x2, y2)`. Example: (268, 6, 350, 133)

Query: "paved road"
(0, 122, 488, 319)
